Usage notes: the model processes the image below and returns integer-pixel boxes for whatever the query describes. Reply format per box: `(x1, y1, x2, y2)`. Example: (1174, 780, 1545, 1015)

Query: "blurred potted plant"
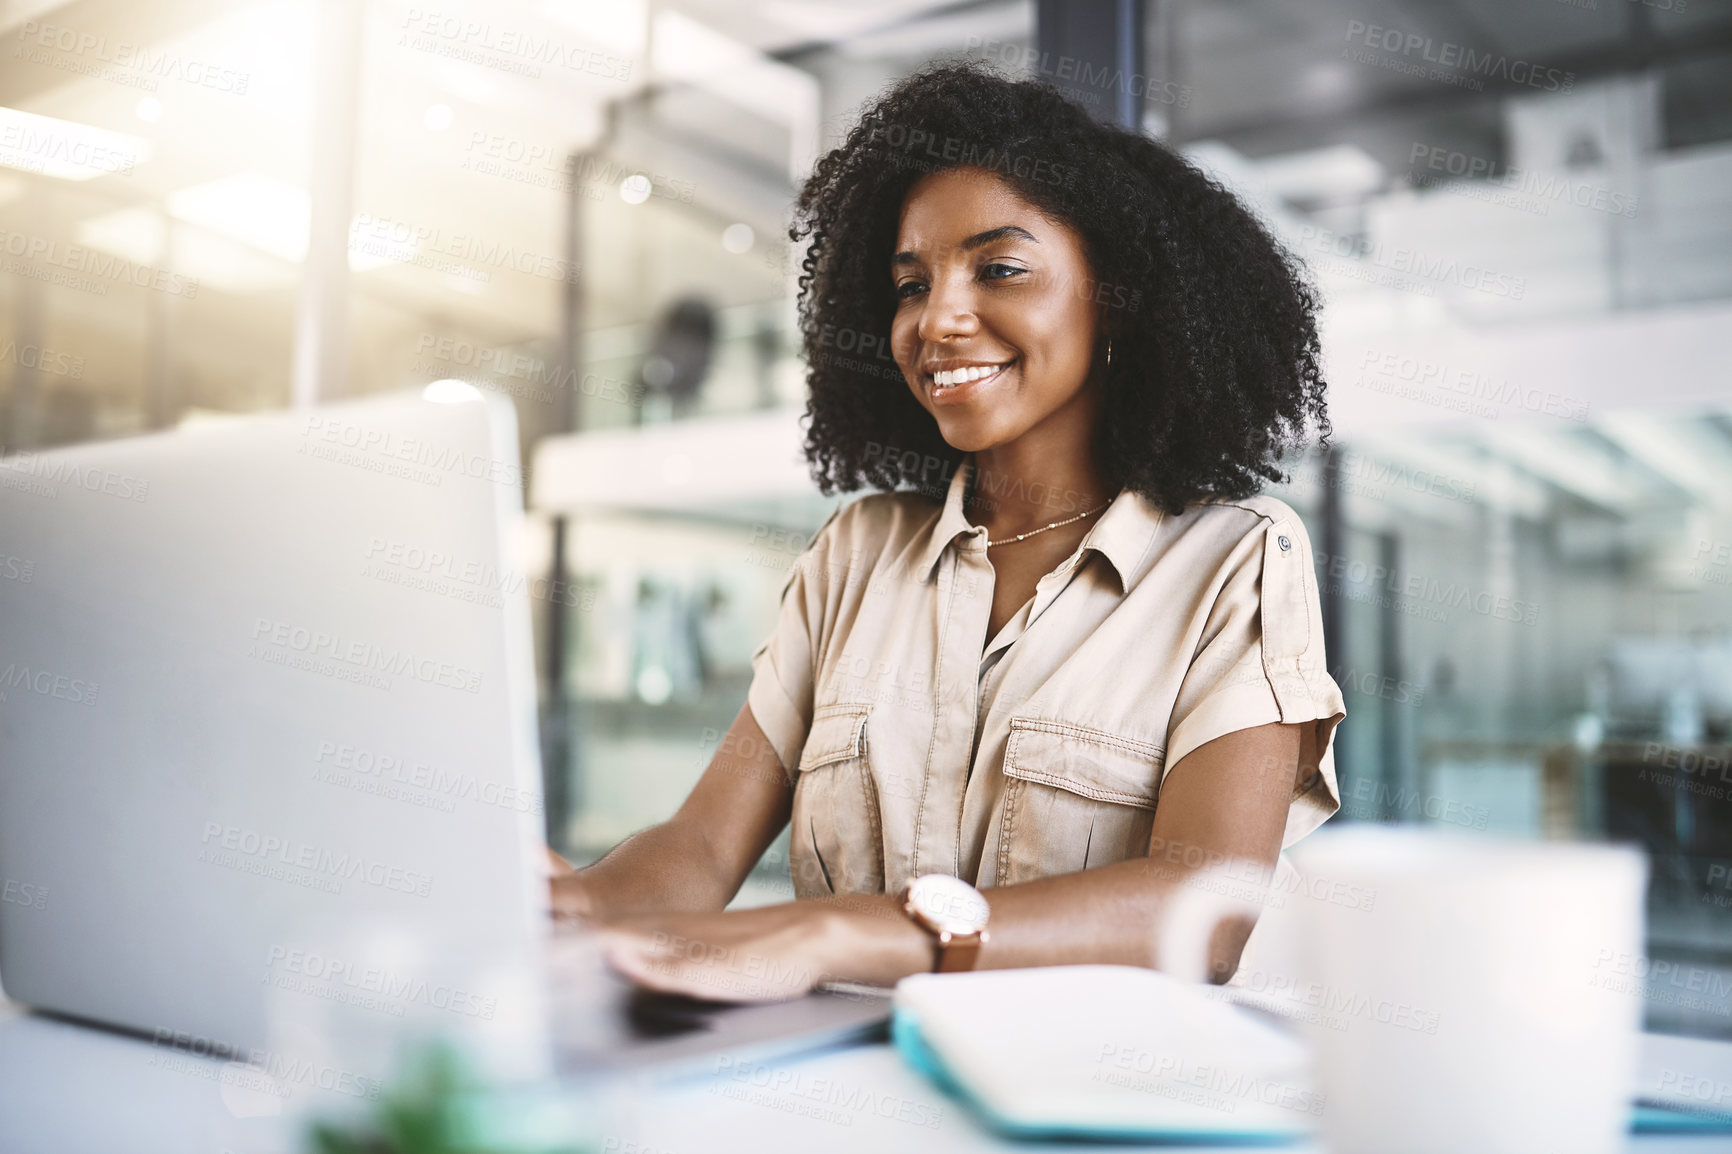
(308, 1041, 590, 1154)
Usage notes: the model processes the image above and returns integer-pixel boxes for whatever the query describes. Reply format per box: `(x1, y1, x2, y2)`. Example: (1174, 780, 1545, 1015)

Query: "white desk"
(2, 993, 1729, 1154)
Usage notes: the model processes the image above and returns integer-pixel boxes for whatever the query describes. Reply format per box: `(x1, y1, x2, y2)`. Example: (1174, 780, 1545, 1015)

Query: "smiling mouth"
(927, 360, 1014, 392)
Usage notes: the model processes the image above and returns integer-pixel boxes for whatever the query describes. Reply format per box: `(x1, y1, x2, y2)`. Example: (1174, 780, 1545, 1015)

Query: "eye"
(980, 263, 1026, 282)
(895, 279, 928, 300)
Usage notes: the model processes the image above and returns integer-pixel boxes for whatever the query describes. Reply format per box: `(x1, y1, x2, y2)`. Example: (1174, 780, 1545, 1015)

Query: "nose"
(915, 268, 979, 346)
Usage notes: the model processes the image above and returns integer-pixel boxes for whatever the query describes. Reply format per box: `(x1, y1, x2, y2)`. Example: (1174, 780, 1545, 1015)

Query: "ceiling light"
(135, 98, 163, 124)
(423, 103, 453, 132)
(619, 174, 652, 204)
(423, 379, 484, 404)
(0, 106, 150, 181)
(166, 172, 309, 262)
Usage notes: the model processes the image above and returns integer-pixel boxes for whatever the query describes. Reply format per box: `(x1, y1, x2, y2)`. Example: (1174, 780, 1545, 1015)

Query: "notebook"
(892, 965, 1732, 1143)
(891, 966, 1317, 1144)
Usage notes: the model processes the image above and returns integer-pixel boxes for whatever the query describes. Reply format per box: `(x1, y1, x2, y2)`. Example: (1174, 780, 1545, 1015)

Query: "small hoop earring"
(1106, 339, 1113, 366)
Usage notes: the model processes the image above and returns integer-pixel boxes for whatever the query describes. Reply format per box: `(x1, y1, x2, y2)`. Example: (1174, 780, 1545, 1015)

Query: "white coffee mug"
(1158, 827, 1648, 1154)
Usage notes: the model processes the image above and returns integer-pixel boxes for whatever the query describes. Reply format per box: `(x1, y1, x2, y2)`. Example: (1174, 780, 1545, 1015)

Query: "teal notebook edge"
(891, 1006, 1306, 1146)
(892, 1007, 1732, 1142)
(1631, 1103, 1732, 1134)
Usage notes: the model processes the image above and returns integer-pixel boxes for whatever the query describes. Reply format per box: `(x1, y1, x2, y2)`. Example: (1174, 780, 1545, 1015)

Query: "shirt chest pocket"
(790, 704, 885, 898)
(995, 718, 1164, 887)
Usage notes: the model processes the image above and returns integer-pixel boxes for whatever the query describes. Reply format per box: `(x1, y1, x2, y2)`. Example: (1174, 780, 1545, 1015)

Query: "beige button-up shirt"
(747, 455, 1345, 899)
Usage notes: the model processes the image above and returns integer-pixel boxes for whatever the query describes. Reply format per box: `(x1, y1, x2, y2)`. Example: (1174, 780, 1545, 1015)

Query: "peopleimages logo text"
(1344, 21, 1574, 92)
(264, 945, 498, 1019)
(249, 618, 483, 694)
(0, 228, 198, 297)
(300, 415, 525, 488)
(314, 740, 543, 816)
(0, 661, 99, 706)
(200, 822, 433, 897)
(0, 448, 150, 500)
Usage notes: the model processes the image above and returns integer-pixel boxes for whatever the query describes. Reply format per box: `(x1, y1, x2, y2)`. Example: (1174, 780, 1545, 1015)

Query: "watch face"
(908, 874, 990, 935)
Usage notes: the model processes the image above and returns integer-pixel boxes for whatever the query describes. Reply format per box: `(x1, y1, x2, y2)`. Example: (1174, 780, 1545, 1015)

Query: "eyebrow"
(891, 224, 1039, 267)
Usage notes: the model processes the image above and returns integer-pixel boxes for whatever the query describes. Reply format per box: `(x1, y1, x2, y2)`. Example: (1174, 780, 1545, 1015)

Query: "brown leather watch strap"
(902, 876, 991, 973)
(934, 929, 988, 973)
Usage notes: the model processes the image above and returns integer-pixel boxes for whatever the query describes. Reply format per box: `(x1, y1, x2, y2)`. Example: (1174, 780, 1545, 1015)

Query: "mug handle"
(1150, 859, 1277, 984)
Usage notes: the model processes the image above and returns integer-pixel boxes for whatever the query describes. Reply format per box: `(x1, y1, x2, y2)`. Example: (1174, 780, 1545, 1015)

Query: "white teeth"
(931, 363, 1005, 389)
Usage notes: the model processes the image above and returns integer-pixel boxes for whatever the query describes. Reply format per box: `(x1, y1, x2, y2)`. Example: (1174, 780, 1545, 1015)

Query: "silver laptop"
(0, 390, 883, 1089)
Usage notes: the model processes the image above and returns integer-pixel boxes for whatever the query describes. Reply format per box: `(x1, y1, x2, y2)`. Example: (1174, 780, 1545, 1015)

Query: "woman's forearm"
(599, 725, 1301, 1000)
(821, 725, 1301, 986)
(603, 855, 1265, 1001)
(562, 819, 740, 922)
(556, 704, 798, 925)
(818, 855, 1259, 987)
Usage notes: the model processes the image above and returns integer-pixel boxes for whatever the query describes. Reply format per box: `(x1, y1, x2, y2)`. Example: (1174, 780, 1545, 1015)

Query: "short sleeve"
(1162, 508, 1346, 848)
(746, 502, 845, 783)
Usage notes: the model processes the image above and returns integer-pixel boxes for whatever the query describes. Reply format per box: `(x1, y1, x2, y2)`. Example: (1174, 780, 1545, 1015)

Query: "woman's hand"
(601, 905, 843, 1001)
(602, 898, 932, 1002)
(545, 846, 594, 929)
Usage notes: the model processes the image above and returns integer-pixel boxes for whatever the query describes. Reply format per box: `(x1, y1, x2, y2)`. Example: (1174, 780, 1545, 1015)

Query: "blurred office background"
(2, 0, 1729, 1034)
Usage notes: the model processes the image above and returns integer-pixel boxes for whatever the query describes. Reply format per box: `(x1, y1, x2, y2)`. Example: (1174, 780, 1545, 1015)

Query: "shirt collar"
(914, 454, 1163, 587)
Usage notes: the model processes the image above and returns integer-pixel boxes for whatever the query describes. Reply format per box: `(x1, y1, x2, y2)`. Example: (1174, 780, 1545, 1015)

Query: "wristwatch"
(901, 874, 992, 973)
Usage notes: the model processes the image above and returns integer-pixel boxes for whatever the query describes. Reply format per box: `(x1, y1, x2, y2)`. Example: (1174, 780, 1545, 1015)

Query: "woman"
(552, 61, 1345, 1000)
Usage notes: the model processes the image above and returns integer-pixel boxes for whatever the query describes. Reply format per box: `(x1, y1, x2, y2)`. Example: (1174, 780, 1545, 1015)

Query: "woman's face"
(890, 166, 1103, 454)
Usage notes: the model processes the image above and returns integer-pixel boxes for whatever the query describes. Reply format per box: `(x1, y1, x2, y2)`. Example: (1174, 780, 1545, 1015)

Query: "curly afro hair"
(789, 60, 1330, 516)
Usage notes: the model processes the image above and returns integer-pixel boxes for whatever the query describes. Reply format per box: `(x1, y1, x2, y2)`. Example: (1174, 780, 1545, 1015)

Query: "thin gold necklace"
(983, 499, 1111, 547)
(962, 460, 1114, 547)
